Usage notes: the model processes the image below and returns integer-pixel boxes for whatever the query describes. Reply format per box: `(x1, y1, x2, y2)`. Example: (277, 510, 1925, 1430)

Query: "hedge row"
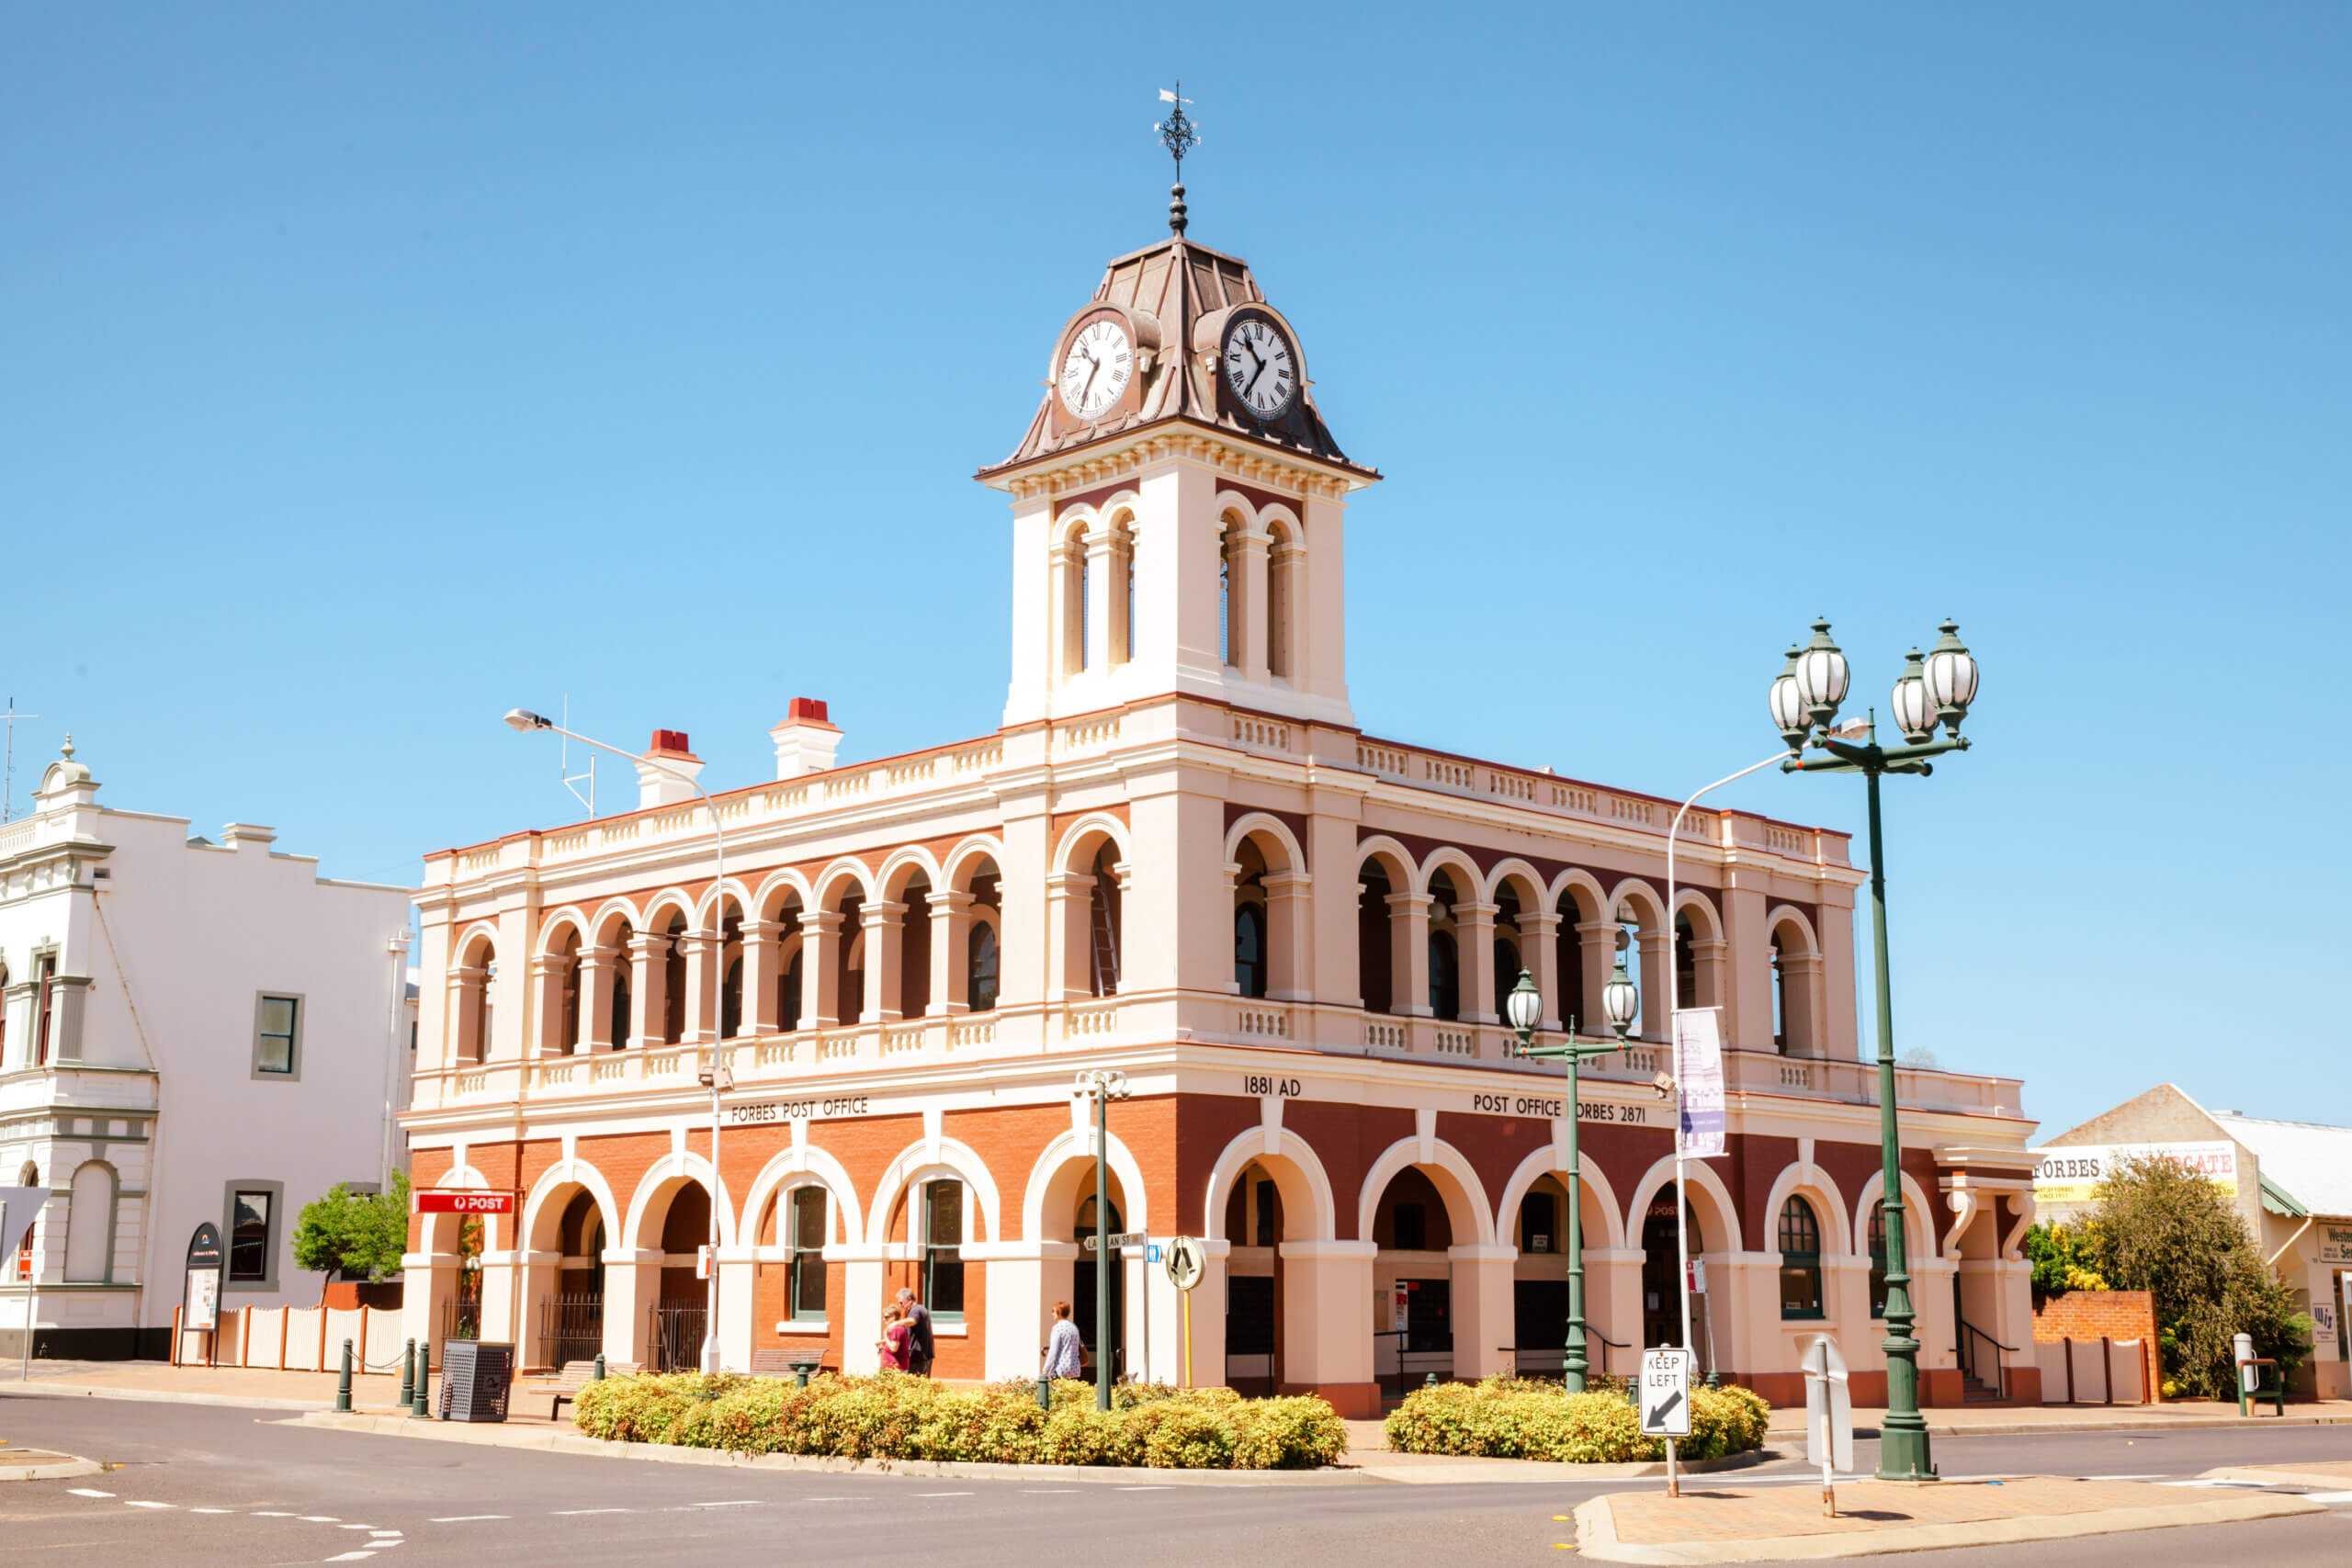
(1383, 1376, 1770, 1463)
(571, 1371, 1349, 1470)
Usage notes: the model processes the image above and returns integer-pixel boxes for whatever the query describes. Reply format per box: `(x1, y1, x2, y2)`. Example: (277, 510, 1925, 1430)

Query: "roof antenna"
(1, 698, 40, 823)
(1157, 85, 1199, 234)
(559, 694, 595, 818)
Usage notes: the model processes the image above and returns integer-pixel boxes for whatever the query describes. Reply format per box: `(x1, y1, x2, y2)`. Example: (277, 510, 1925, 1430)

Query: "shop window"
(789, 1186, 827, 1321)
(1779, 1196, 1824, 1320)
(1393, 1201, 1428, 1253)
(230, 1190, 274, 1282)
(1520, 1191, 1557, 1255)
(1234, 903, 1268, 999)
(967, 923, 999, 1012)
(922, 1180, 965, 1321)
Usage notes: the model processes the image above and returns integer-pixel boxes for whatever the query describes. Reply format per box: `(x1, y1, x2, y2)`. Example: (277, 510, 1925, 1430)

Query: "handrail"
(1956, 1316, 2015, 1400)
(1957, 1316, 2018, 1354)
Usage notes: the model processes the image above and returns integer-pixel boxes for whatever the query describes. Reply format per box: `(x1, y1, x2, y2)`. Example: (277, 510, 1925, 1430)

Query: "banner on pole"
(1674, 1010, 1725, 1159)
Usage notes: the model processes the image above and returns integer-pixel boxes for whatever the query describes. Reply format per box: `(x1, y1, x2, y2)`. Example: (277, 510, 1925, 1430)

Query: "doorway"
(1073, 1193, 1125, 1382)
(1641, 1198, 1703, 1349)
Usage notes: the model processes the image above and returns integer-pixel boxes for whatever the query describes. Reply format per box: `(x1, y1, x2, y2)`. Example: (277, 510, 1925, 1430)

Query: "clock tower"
(978, 229, 1378, 732)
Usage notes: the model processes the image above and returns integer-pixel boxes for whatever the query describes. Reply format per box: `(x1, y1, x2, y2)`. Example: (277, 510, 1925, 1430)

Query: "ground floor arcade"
(401, 1044, 2039, 1417)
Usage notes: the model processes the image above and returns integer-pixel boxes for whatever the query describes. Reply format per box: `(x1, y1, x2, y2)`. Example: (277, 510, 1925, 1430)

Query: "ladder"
(1089, 883, 1120, 996)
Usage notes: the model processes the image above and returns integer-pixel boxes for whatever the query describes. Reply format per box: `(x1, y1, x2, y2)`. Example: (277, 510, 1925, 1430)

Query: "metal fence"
(650, 1300, 707, 1372)
(537, 1292, 605, 1369)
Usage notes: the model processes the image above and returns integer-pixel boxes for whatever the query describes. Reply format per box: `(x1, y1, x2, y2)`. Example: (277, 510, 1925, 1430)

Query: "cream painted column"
(1815, 899, 1860, 1060)
(1046, 871, 1097, 1001)
(1185, 1238, 1231, 1389)
(1583, 1248, 1645, 1376)
(627, 932, 668, 1047)
(1455, 901, 1499, 1024)
(1305, 799, 1364, 1011)
(529, 954, 570, 1055)
(1233, 527, 1272, 682)
(1082, 528, 1118, 675)
(1520, 910, 1564, 1031)
(862, 901, 907, 1023)
(399, 1247, 461, 1363)
(740, 920, 782, 1035)
(1123, 784, 1229, 1001)
(1387, 891, 1433, 1019)
(508, 1248, 561, 1358)
(478, 1244, 526, 1352)
(969, 1238, 1076, 1380)
(679, 928, 719, 1045)
(1635, 931, 1671, 1041)
(928, 891, 975, 1014)
(1785, 951, 1826, 1056)
(1276, 1240, 1377, 1410)
(1690, 935, 1730, 1015)
(1448, 1244, 1519, 1379)
(834, 1244, 890, 1373)
(1050, 533, 1084, 683)
(802, 911, 844, 1028)
(601, 1248, 663, 1365)
(1575, 922, 1616, 1037)
(1300, 485, 1351, 716)
(1262, 870, 1314, 1001)
(447, 964, 484, 1064)
(714, 1246, 757, 1371)
(576, 945, 618, 1049)
(993, 799, 1052, 1010)
(1268, 535, 1304, 682)
(1721, 876, 1774, 1051)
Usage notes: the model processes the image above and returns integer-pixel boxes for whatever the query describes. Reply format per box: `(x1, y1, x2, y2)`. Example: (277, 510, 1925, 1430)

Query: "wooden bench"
(752, 1348, 831, 1383)
(536, 1359, 639, 1421)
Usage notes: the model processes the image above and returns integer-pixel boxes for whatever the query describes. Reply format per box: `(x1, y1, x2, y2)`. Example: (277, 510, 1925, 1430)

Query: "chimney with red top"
(769, 698, 842, 779)
(636, 729, 705, 809)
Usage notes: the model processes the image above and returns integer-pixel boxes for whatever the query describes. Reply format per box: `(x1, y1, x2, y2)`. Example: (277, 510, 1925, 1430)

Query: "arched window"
(788, 1185, 828, 1322)
(1555, 896, 1587, 1031)
(1674, 914, 1697, 1009)
(922, 1179, 966, 1321)
(1358, 862, 1395, 1015)
(1492, 937, 1520, 1017)
(1079, 531, 1093, 671)
(1216, 528, 1234, 667)
(611, 921, 635, 1049)
(1123, 532, 1136, 662)
(1234, 903, 1268, 999)
(1868, 1201, 1892, 1318)
(1087, 845, 1122, 998)
(64, 1161, 114, 1282)
(1770, 934, 1790, 1053)
(967, 922, 999, 1012)
(558, 938, 582, 1052)
(721, 957, 743, 1040)
(662, 919, 687, 1043)
(1428, 931, 1460, 1021)
(780, 950, 804, 1032)
(1778, 1196, 1824, 1320)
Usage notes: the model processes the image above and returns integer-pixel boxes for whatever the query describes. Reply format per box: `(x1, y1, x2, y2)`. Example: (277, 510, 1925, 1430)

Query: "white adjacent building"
(0, 739, 414, 1359)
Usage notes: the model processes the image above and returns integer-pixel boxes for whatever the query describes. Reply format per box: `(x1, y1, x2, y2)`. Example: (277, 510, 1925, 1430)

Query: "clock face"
(1058, 318, 1133, 421)
(1222, 315, 1297, 420)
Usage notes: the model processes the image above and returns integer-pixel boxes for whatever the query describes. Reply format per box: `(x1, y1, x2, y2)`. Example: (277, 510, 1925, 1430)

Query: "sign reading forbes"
(1469, 1091, 1651, 1125)
(2032, 1141, 2238, 1205)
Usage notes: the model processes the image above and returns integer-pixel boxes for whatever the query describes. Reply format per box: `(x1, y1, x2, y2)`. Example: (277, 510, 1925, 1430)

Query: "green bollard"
(335, 1339, 354, 1413)
(1423, 1371, 1440, 1391)
(1035, 1374, 1052, 1411)
(398, 1339, 414, 1409)
(594, 1352, 606, 1381)
(412, 1344, 431, 1419)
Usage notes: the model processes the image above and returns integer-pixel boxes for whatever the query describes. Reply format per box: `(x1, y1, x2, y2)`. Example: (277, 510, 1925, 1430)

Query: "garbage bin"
(437, 1340, 515, 1423)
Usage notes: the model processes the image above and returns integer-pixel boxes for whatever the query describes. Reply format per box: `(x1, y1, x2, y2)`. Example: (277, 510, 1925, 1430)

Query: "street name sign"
(1638, 1348, 1693, 1438)
(1164, 1235, 1206, 1292)
(1082, 1231, 1148, 1252)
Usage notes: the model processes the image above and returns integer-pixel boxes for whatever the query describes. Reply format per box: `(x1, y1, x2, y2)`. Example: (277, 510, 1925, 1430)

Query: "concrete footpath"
(1760, 1397, 2352, 1439)
(1574, 1476, 2328, 1563)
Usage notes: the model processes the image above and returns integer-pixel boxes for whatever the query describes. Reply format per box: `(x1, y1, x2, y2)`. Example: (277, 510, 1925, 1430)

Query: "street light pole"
(507, 710, 733, 1375)
(1074, 1068, 1130, 1411)
(1770, 620, 1980, 1483)
(1509, 965, 1634, 1393)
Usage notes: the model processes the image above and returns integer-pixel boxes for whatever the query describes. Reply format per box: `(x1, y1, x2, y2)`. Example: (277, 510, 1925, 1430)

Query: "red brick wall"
(2034, 1290, 2159, 1403)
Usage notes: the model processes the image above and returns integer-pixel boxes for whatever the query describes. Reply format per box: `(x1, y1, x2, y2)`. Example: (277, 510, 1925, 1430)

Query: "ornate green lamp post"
(1507, 959, 1637, 1393)
(1774, 616, 1980, 1483)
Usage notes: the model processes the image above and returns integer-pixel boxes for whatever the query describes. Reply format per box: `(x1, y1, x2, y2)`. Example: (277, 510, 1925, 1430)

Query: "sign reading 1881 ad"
(183, 1221, 224, 1332)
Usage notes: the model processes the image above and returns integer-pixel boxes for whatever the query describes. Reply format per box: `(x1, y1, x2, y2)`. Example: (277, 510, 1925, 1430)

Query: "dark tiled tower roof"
(981, 234, 1368, 479)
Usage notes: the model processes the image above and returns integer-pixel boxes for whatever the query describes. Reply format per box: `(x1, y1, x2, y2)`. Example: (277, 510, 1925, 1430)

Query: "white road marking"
(2301, 1491, 2352, 1503)
(368, 1530, 405, 1537)
(687, 1501, 762, 1507)
(301, 1513, 345, 1520)
(191, 1506, 235, 1514)
(325, 1554, 379, 1563)
(254, 1510, 300, 1517)
(67, 1487, 115, 1497)
(551, 1507, 630, 1515)
(340, 1523, 381, 1529)
(2164, 1479, 2264, 1489)
(2077, 1474, 2165, 1481)
(124, 1500, 175, 1509)
(1021, 1488, 1080, 1494)
(1115, 1485, 1173, 1491)
(430, 1515, 508, 1522)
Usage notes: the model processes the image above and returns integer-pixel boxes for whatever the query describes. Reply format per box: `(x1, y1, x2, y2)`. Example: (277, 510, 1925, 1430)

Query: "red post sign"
(413, 1190, 516, 1215)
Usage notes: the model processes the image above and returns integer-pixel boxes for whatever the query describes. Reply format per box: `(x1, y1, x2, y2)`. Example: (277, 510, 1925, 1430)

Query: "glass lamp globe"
(1504, 969, 1544, 1043)
(1793, 618, 1850, 729)
(1890, 649, 1935, 743)
(1768, 646, 1808, 746)
(1923, 619, 1979, 733)
(1601, 958, 1639, 1039)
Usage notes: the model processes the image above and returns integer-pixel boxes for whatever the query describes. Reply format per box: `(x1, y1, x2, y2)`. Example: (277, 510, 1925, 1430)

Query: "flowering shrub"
(1383, 1376, 1770, 1463)
(571, 1371, 1346, 1470)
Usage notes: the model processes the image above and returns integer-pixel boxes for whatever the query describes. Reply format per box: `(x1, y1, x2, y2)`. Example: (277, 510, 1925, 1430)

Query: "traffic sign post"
(1164, 1235, 1205, 1387)
(1, 1188, 43, 1382)
(1803, 1335, 1853, 1517)
(1640, 1348, 1694, 1495)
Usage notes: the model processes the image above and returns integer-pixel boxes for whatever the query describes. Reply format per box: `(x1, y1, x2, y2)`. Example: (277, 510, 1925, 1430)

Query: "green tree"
(2085, 1156, 2312, 1399)
(2022, 1220, 2109, 1309)
(291, 1170, 413, 1298)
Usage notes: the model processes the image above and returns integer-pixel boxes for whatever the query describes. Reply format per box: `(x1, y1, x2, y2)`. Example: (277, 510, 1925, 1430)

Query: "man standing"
(896, 1286, 935, 1377)
(1043, 1301, 1084, 1382)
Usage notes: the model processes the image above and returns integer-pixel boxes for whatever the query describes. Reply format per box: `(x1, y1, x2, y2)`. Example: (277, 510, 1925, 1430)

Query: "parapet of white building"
(0, 739, 414, 1359)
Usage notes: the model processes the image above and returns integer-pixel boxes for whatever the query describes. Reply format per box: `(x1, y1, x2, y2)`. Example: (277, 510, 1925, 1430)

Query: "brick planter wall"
(2034, 1290, 2159, 1403)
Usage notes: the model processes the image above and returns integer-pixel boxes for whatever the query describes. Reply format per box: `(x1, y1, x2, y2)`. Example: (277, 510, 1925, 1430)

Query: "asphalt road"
(4, 1389, 2350, 1567)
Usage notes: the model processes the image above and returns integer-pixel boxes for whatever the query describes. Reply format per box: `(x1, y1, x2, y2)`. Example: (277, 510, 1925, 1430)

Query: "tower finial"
(1156, 84, 1199, 234)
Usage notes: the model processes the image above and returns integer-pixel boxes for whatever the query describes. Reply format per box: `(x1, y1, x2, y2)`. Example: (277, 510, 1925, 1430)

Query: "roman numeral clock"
(1046, 305, 1159, 434)
(1219, 310, 1297, 421)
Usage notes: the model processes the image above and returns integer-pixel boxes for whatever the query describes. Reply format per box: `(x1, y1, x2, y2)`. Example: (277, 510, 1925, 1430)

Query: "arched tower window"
(1778, 1197, 1824, 1320)
(1217, 526, 1234, 667)
(1770, 933, 1790, 1053)
(967, 922, 999, 1012)
(1234, 903, 1267, 999)
(1674, 913, 1697, 1010)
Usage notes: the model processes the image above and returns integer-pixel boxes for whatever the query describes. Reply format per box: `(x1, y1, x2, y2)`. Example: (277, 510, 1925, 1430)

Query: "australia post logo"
(413, 1190, 516, 1215)
(2032, 1142, 2236, 1204)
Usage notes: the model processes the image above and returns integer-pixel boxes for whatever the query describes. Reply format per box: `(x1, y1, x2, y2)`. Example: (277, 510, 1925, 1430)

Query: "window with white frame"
(789, 1185, 828, 1321)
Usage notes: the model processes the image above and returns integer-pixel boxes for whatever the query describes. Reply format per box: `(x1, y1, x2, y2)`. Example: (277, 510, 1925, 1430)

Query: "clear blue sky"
(6, 5, 2346, 1138)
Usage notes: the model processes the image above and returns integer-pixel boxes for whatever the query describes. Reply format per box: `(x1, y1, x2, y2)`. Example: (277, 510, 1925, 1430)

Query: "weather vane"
(1156, 84, 1199, 234)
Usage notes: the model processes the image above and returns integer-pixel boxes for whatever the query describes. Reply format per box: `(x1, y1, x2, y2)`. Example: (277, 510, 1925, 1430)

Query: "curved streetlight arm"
(1662, 749, 1795, 1369)
(508, 711, 730, 1373)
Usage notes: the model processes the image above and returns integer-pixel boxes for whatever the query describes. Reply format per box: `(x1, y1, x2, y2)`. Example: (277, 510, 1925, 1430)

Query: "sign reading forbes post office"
(183, 1221, 224, 1332)
(2032, 1142, 2237, 1206)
